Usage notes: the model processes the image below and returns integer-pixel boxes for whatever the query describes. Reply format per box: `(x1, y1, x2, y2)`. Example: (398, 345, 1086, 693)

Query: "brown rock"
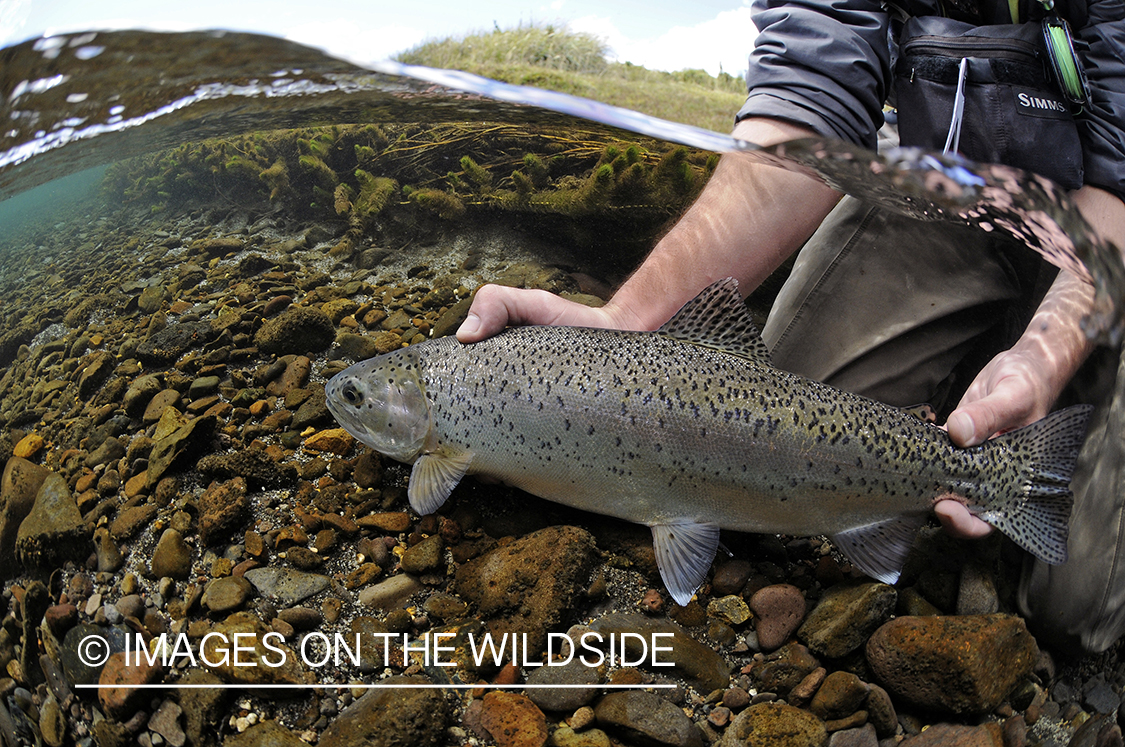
(866, 615, 1038, 714)
(357, 512, 411, 533)
(744, 642, 820, 698)
(711, 559, 752, 597)
(717, 702, 827, 747)
(12, 434, 44, 459)
(345, 564, 382, 590)
(809, 671, 869, 721)
(110, 503, 159, 540)
(197, 477, 249, 545)
(400, 534, 443, 574)
(319, 675, 449, 747)
(900, 723, 1003, 747)
(151, 528, 192, 580)
(45, 603, 78, 638)
(456, 525, 599, 656)
(94, 527, 124, 573)
(98, 651, 163, 720)
(798, 581, 896, 658)
(254, 306, 335, 356)
(589, 613, 731, 693)
(595, 691, 704, 747)
(202, 612, 311, 687)
(865, 683, 898, 739)
(16, 472, 91, 569)
(749, 584, 806, 651)
(266, 356, 311, 398)
(143, 390, 182, 424)
(202, 576, 253, 614)
(353, 451, 382, 488)
(303, 428, 354, 456)
(788, 667, 827, 708)
(78, 350, 115, 399)
(480, 691, 549, 747)
(0, 457, 48, 578)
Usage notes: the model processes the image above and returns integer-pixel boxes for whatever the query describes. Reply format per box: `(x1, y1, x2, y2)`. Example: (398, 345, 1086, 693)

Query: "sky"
(0, 0, 757, 78)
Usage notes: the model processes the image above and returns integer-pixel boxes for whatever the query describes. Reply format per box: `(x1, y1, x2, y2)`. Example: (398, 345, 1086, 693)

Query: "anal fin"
(408, 448, 473, 515)
(831, 515, 927, 585)
(650, 520, 721, 606)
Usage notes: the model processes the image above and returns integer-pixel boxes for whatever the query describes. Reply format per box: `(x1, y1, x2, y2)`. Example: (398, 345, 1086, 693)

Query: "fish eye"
(342, 382, 363, 406)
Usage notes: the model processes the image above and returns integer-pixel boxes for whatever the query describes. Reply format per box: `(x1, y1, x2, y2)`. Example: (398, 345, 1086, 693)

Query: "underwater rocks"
(254, 306, 335, 355)
(595, 690, 704, 747)
(0, 201, 1110, 747)
(16, 472, 90, 569)
(0, 457, 48, 579)
(320, 675, 450, 747)
(456, 525, 599, 655)
(866, 614, 1039, 714)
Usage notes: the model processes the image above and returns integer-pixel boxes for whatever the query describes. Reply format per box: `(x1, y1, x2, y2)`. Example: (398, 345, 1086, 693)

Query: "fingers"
(456, 285, 610, 343)
(948, 377, 1041, 448)
(946, 407, 988, 448)
(934, 499, 994, 539)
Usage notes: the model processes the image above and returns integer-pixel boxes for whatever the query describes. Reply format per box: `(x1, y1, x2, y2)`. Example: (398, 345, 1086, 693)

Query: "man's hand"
(937, 266, 1097, 539)
(456, 285, 635, 343)
(946, 348, 1054, 447)
(936, 348, 1056, 539)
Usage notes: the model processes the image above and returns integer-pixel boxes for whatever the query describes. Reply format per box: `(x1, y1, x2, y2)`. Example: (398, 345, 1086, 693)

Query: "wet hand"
(937, 348, 1055, 540)
(934, 500, 994, 539)
(946, 348, 1053, 447)
(456, 284, 627, 342)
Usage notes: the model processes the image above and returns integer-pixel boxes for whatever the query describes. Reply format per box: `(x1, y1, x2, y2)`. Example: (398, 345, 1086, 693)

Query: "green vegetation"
(101, 120, 716, 259)
(396, 23, 747, 134)
(100, 25, 741, 262)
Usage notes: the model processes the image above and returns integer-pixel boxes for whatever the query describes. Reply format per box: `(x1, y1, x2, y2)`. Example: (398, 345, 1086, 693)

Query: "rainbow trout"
(326, 278, 1091, 605)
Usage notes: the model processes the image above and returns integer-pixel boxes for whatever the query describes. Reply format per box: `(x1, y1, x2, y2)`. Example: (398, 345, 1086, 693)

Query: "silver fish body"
(326, 279, 1091, 604)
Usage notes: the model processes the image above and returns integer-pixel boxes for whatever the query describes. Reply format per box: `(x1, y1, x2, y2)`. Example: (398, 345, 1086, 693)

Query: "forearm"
(601, 118, 843, 331)
(947, 185, 1123, 447)
(1025, 185, 1125, 398)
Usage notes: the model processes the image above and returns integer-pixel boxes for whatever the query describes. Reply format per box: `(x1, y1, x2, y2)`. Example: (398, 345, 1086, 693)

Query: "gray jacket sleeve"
(735, 0, 892, 150)
(1075, 0, 1125, 201)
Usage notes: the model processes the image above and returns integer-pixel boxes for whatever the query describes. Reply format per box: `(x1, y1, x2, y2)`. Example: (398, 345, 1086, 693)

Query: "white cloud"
(284, 22, 426, 66)
(0, 0, 31, 48)
(572, 7, 756, 78)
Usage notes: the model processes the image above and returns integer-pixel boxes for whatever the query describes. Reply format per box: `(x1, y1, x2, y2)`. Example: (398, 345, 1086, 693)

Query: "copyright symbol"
(77, 635, 111, 668)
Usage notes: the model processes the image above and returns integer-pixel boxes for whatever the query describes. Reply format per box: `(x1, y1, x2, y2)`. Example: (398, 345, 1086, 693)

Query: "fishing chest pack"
(892, 0, 1090, 188)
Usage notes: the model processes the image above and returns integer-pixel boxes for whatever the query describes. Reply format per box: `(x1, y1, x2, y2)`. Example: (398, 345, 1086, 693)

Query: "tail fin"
(978, 404, 1093, 565)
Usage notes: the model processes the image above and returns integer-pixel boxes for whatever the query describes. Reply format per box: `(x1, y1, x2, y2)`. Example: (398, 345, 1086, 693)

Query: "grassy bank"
(396, 24, 747, 133)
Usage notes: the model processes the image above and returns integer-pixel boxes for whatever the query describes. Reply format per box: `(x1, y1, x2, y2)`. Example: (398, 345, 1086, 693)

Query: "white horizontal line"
(74, 683, 676, 690)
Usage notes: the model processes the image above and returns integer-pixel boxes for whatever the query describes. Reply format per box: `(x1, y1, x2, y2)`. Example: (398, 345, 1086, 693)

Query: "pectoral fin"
(408, 448, 473, 515)
(651, 520, 721, 606)
(831, 515, 927, 584)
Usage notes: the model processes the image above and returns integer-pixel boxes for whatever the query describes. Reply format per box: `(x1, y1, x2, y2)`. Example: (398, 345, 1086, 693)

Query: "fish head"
(325, 353, 431, 463)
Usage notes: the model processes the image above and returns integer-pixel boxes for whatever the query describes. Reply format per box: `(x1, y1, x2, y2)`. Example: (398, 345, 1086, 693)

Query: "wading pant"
(761, 195, 1125, 655)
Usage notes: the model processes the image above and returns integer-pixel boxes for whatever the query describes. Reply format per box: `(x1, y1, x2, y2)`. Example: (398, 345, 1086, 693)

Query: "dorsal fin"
(657, 277, 772, 364)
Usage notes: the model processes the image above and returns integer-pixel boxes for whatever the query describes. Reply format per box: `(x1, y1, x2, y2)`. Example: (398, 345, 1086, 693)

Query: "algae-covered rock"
(588, 612, 731, 693)
(0, 457, 48, 579)
(798, 581, 897, 658)
(595, 691, 703, 747)
(16, 472, 90, 569)
(456, 525, 598, 656)
(865, 614, 1038, 715)
(319, 675, 449, 747)
(202, 612, 312, 688)
(146, 415, 215, 488)
(254, 306, 335, 355)
(717, 703, 827, 747)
